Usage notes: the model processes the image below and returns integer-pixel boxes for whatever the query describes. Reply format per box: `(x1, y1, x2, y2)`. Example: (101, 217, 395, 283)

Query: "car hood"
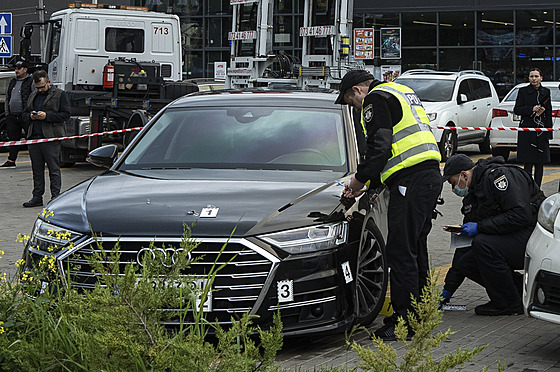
(421, 101, 450, 113)
(46, 169, 348, 237)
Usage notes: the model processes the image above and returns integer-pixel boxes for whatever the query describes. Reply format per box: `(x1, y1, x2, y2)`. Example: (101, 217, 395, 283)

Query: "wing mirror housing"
(87, 144, 118, 168)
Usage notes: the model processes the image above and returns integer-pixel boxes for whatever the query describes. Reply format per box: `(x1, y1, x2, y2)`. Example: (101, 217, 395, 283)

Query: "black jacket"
(513, 83, 553, 163)
(461, 156, 545, 234)
(355, 80, 438, 188)
(5, 75, 34, 115)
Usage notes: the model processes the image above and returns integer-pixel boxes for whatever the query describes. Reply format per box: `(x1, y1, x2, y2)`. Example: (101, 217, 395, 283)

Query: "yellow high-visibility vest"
(360, 82, 441, 184)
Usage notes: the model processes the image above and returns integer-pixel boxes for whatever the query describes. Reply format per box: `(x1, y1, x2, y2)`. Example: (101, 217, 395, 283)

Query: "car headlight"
(537, 193, 560, 233)
(426, 113, 437, 121)
(28, 219, 83, 253)
(259, 222, 348, 254)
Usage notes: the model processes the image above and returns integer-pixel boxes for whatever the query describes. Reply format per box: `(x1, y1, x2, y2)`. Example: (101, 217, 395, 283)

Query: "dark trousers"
(6, 114, 28, 162)
(455, 228, 532, 307)
(444, 247, 469, 294)
(28, 141, 62, 198)
(386, 168, 442, 318)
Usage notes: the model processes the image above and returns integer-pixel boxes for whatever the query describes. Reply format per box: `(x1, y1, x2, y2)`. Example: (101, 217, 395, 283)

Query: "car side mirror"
(87, 144, 118, 168)
(458, 93, 468, 104)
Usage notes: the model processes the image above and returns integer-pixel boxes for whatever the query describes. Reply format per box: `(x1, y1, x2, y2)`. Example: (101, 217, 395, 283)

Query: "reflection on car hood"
(421, 101, 450, 112)
(46, 169, 348, 237)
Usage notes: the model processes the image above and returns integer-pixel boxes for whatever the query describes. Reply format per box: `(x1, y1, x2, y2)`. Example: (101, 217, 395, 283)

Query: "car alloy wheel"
(353, 219, 388, 326)
(439, 128, 457, 161)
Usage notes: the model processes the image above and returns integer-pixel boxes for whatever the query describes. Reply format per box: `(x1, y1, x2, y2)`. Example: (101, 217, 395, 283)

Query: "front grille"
(55, 237, 278, 325)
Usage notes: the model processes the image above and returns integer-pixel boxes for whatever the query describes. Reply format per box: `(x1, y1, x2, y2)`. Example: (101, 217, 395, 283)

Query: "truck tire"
(0, 116, 7, 153)
(124, 110, 150, 147)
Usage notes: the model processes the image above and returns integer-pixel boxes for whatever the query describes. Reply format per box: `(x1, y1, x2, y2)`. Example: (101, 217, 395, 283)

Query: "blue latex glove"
(461, 222, 478, 237)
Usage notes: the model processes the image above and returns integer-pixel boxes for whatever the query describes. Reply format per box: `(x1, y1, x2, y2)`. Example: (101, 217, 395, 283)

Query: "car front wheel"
(353, 219, 388, 326)
(439, 128, 457, 162)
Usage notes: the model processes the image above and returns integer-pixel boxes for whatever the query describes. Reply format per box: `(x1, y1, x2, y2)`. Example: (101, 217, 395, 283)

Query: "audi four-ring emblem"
(136, 247, 192, 267)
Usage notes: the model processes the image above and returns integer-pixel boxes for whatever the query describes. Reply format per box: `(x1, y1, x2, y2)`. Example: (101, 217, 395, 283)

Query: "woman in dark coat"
(514, 68, 552, 187)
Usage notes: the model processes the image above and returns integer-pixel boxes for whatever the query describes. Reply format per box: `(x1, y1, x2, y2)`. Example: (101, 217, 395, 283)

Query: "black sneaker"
(23, 196, 43, 208)
(374, 320, 414, 341)
(474, 301, 523, 316)
(0, 160, 16, 168)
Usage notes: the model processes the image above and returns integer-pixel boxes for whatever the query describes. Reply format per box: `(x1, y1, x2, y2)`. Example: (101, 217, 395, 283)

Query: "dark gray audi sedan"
(22, 89, 389, 335)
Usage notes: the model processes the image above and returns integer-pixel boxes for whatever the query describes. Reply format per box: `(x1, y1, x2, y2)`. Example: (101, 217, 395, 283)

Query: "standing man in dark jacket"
(514, 68, 552, 187)
(1, 60, 34, 168)
(336, 70, 442, 340)
(22, 70, 70, 207)
(442, 154, 545, 316)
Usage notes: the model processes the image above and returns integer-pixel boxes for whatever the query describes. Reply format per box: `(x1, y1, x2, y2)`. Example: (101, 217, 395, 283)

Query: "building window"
(439, 48, 474, 71)
(516, 10, 553, 45)
(402, 12, 436, 46)
(401, 48, 436, 70)
(477, 10, 513, 46)
(439, 11, 474, 46)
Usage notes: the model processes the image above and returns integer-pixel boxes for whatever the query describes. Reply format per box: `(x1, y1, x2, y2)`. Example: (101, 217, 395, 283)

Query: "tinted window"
(458, 79, 476, 101)
(121, 106, 347, 172)
(105, 28, 144, 53)
(0, 76, 11, 96)
(395, 78, 455, 102)
(470, 79, 492, 99)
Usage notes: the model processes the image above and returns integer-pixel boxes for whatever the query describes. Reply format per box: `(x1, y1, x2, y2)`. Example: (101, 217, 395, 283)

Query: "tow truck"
(7, 3, 198, 166)
(226, 0, 363, 89)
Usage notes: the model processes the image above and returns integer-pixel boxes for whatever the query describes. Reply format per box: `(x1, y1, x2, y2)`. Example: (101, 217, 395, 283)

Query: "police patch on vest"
(363, 104, 373, 122)
(405, 93, 423, 107)
(494, 175, 508, 191)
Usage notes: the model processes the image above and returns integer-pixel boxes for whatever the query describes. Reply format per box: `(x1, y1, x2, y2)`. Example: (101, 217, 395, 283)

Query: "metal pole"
(37, 0, 45, 52)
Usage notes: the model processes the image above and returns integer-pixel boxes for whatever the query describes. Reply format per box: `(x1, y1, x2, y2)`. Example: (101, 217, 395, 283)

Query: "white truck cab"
(43, 5, 182, 90)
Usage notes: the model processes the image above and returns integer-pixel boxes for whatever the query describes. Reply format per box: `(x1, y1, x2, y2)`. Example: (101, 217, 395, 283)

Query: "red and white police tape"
(0, 127, 144, 148)
(0, 125, 558, 148)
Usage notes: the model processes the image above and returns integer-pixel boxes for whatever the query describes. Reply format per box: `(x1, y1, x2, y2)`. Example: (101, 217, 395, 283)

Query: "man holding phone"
(22, 70, 70, 207)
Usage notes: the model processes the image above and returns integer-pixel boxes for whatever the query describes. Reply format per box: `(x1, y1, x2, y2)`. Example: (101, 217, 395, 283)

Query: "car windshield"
(504, 85, 560, 102)
(394, 78, 455, 102)
(119, 106, 348, 172)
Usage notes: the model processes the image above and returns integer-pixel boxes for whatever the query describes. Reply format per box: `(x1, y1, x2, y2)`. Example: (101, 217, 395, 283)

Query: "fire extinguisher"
(103, 64, 114, 89)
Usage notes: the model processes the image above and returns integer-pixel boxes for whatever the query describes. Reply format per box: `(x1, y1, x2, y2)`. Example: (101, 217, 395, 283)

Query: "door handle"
(472, 106, 477, 110)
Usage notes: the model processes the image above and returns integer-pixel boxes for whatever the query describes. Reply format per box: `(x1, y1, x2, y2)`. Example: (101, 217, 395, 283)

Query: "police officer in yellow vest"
(336, 70, 442, 340)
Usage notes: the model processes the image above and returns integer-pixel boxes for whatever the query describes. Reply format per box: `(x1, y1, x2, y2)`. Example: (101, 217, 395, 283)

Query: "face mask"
(452, 174, 469, 197)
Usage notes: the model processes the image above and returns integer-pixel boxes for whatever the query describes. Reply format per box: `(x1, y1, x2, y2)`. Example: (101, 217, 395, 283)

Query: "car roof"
(397, 69, 488, 81)
(510, 81, 560, 90)
(170, 89, 342, 109)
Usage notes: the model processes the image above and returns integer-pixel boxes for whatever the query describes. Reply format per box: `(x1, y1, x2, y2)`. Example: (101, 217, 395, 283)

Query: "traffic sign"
(0, 36, 12, 57)
(0, 13, 12, 35)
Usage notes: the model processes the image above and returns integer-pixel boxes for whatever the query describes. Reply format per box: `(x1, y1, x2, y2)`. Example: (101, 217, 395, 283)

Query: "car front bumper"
(523, 223, 560, 325)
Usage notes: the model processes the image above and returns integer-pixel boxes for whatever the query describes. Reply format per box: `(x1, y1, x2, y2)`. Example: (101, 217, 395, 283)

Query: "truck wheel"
(0, 117, 8, 153)
(439, 128, 457, 162)
(491, 147, 510, 161)
(353, 219, 388, 327)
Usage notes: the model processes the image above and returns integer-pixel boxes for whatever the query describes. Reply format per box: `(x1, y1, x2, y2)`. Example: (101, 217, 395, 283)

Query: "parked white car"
(394, 70, 500, 161)
(524, 193, 560, 325)
(489, 81, 560, 161)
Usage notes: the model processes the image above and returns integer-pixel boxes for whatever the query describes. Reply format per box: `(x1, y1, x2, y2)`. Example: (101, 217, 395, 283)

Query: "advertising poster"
(381, 65, 401, 82)
(380, 28, 401, 59)
(353, 28, 374, 60)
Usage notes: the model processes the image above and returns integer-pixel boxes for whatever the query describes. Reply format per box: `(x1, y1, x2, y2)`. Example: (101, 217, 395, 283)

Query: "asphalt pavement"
(1, 146, 560, 371)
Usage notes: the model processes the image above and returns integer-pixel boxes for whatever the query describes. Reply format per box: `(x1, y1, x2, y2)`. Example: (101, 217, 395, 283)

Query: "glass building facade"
(134, 1, 560, 98)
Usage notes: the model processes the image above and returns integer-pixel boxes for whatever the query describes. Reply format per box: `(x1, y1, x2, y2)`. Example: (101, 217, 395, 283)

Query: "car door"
(470, 78, 496, 141)
(455, 78, 478, 141)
